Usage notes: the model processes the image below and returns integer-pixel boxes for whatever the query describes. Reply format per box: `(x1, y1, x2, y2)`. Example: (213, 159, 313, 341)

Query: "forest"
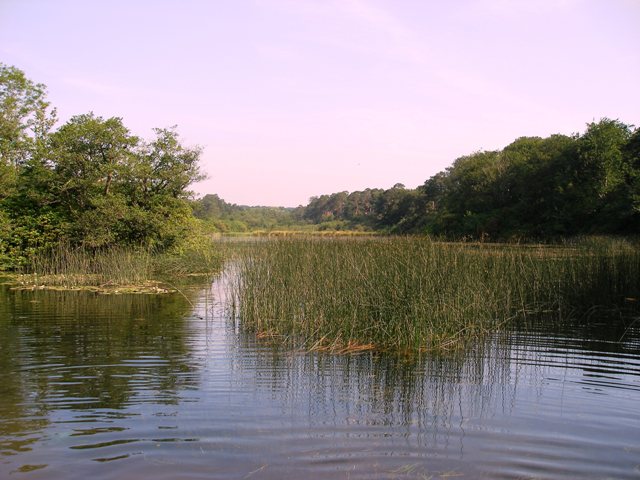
(0, 64, 204, 269)
(2, 62, 639, 270)
(195, 119, 640, 239)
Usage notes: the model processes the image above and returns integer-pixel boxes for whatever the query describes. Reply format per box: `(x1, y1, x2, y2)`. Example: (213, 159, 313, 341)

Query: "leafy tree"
(49, 114, 137, 212)
(0, 63, 56, 199)
(375, 184, 413, 230)
(129, 127, 204, 203)
(199, 117, 639, 239)
(0, 65, 206, 261)
(575, 119, 636, 232)
(44, 117, 204, 248)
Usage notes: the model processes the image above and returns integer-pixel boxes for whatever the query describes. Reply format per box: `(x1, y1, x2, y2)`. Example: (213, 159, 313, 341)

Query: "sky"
(1, 0, 639, 207)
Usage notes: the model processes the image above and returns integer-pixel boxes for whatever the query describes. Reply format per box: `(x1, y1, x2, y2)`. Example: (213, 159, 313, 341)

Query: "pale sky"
(1, 0, 639, 206)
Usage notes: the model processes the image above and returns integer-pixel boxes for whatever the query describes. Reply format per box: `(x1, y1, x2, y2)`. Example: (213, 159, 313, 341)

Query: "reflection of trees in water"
(0, 285, 201, 456)
(513, 312, 640, 354)
(509, 313, 640, 393)
(0, 288, 51, 456)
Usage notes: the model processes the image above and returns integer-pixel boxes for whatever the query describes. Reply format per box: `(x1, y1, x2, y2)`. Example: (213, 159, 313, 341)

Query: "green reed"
(23, 242, 154, 287)
(229, 237, 640, 352)
(18, 238, 225, 290)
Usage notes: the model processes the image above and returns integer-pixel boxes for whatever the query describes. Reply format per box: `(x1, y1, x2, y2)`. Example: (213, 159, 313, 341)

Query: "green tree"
(575, 119, 636, 232)
(129, 127, 204, 204)
(45, 114, 137, 246)
(0, 63, 56, 199)
(121, 127, 204, 248)
(622, 128, 640, 229)
(0, 64, 208, 267)
(50, 114, 137, 208)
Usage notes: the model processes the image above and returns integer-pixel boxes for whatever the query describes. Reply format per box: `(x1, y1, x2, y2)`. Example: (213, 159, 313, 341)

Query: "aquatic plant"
(14, 238, 223, 292)
(229, 237, 640, 352)
(22, 242, 154, 288)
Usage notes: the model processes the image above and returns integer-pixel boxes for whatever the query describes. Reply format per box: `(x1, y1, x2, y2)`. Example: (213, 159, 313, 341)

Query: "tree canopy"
(267, 120, 639, 238)
(0, 64, 204, 268)
(194, 118, 639, 239)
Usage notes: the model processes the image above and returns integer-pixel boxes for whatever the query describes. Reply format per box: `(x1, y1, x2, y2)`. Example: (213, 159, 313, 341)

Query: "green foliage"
(0, 64, 56, 171)
(0, 66, 205, 269)
(0, 210, 68, 269)
(294, 119, 639, 239)
(0, 210, 13, 269)
(193, 194, 302, 231)
(0, 63, 56, 212)
(153, 218, 223, 276)
(2, 62, 639, 274)
(49, 114, 136, 211)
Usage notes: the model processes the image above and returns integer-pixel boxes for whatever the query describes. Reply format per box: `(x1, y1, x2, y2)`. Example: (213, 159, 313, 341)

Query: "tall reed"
(229, 237, 640, 352)
(24, 242, 153, 287)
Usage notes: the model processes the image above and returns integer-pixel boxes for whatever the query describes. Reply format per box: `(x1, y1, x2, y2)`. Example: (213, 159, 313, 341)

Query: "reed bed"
(22, 243, 154, 288)
(13, 240, 223, 292)
(229, 237, 640, 352)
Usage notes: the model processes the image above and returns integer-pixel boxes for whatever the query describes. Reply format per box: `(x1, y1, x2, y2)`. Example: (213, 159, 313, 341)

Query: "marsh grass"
(229, 237, 640, 353)
(14, 240, 224, 293)
(22, 243, 154, 287)
(153, 242, 225, 277)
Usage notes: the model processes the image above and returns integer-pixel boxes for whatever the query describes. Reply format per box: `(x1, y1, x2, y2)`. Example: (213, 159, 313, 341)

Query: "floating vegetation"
(11, 277, 174, 295)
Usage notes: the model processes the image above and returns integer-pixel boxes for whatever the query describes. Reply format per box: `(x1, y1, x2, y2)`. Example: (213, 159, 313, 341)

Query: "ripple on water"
(1, 283, 639, 479)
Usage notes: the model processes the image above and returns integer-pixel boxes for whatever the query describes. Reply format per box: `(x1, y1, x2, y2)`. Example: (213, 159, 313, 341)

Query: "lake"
(1, 273, 639, 479)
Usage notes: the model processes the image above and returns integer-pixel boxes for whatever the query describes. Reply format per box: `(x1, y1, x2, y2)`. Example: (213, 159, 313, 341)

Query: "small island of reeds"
(229, 236, 640, 353)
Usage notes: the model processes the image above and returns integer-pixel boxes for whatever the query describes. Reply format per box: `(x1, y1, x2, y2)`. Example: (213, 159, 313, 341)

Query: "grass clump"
(229, 237, 640, 353)
(12, 237, 224, 293)
(19, 243, 154, 288)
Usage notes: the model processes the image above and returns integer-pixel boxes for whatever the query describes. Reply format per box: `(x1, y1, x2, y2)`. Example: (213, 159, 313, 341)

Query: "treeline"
(0, 64, 203, 268)
(3, 63, 639, 271)
(294, 120, 639, 238)
(196, 118, 640, 238)
(192, 194, 304, 232)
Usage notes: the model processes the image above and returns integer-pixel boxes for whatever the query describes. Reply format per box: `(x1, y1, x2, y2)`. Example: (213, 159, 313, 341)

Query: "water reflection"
(0, 279, 639, 479)
(225, 312, 640, 479)
(0, 285, 199, 473)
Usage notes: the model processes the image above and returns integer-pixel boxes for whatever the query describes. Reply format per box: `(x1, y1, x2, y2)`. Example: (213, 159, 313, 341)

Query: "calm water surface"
(1, 274, 639, 479)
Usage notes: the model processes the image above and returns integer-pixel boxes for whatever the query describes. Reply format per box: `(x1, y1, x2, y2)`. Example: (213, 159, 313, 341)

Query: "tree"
(47, 118, 204, 248)
(0, 64, 208, 266)
(374, 184, 415, 230)
(0, 64, 56, 199)
(129, 127, 204, 204)
(50, 114, 137, 211)
(575, 119, 635, 232)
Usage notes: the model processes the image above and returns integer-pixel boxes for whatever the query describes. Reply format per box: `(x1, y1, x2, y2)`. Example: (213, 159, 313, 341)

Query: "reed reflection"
(230, 329, 519, 452)
(228, 309, 640, 459)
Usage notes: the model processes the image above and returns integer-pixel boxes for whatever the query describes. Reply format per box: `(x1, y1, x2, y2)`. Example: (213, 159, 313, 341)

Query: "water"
(1, 276, 639, 479)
